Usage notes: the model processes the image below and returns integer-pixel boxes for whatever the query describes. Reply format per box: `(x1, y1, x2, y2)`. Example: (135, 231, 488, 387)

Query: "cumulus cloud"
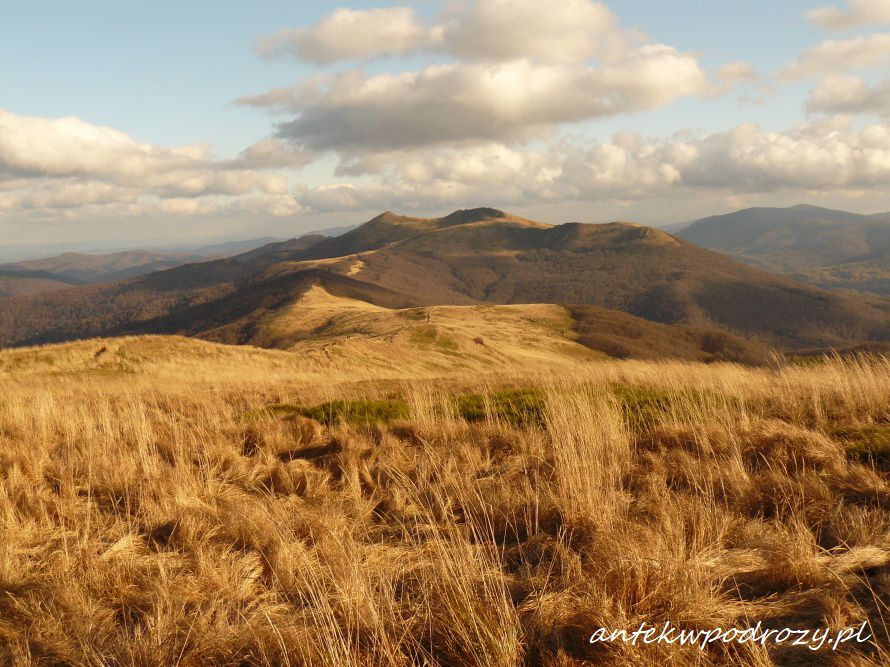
(12, 181, 137, 211)
(555, 119, 890, 194)
(293, 118, 890, 213)
(155, 193, 301, 217)
(807, 74, 890, 115)
(707, 61, 760, 97)
(228, 139, 315, 170)
(0, 109, 302, 220)
(781, 32, 890, 78)
(240, 48, 706, 152)
(716, 61, 758, 82)
(0, 110, 291, 195)
(255, 1, 639, 65)
(256, 7, 430, 64)
(438, 0, 636, 64)
(808, 0, 890, 31)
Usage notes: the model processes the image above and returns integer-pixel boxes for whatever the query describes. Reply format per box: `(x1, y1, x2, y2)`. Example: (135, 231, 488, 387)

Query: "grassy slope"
(0, 304, 599, 384)
(0, 288, 764, 387)
(0, 235, 331, 347)
(253, 285, 602, 375)
(1, 349, 888, 665)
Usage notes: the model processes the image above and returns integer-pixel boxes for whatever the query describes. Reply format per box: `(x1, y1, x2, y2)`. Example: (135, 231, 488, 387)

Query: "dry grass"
(1, 347, 889, 665)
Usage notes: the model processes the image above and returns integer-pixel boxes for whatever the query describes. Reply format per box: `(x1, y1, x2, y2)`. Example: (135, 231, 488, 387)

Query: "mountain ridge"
(1, 207, 888, 354)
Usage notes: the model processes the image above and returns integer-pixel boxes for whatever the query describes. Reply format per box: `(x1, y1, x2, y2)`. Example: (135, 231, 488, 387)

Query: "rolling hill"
(0, 269, 84, 298)
(0, 208, 887, 354)
(245, 284, 769, 365)
(0, 235, 320, 290)
(0, 288, 769, 388)
(2, 249, 205, 284)
(679, 204, 890, 295)
(0, 299, 600, 383)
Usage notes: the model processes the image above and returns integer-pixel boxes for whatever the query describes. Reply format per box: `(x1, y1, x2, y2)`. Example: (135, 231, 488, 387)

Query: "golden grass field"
(1, 337, 889, 665)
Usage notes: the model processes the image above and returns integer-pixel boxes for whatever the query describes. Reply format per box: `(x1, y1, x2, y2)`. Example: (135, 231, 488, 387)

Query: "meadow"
(1, 342, 889, 665)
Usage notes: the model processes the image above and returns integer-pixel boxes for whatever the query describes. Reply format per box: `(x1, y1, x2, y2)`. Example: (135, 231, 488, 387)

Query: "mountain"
(171, 236, 285, 257)
(0, 234, 333, 294)
(287, 208, 889, 348)
(2, 250, 206, 284)
(678, 204, 890, 295)
(0, 269, 84, 298)
(0, 208, 887, 354)
(0, 236, 287, 264)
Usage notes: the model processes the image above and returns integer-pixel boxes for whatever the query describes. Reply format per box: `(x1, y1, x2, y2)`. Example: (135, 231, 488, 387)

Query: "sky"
(3, 0, 890, 249)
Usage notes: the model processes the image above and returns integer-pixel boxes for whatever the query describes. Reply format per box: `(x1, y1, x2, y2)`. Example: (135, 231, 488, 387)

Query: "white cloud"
(0, 110, 291, 195)
(676, 118, 890, 190)
(558, 119, 890, 194)
(807, 74, 890, 115)
(781, 32, 890, 78)
(438, 0, 636, 64)
(229, 139, 315, 170)
(293, 118, 890, 213)
(0, 109, 303, 220)
(254, 1, 639, 66)
(255, 7, 430, 64)
(11, 181, 136, 211)
(156, 193, 302, 217)
(717, 61, 758, 82)
(244, 48, 706, 152)
(808, 0, 890, 31)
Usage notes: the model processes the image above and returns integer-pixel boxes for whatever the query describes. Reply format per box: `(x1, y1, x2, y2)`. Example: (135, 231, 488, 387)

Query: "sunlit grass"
(0, 348, 888, 664)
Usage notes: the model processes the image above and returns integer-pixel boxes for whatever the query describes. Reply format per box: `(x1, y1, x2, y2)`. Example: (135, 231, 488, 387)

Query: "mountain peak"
(440, 207, 509, 225)
(369, 211, 412, 225)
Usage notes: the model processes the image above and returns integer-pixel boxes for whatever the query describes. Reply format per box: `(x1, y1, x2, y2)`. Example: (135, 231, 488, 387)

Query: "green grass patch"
(612, 385, 735, 428)
(270, 399, 410, 426)
(613, 386, 675, 426)
(787, 354, 830, 368)
(455, 388, 547, 426)
(258, 384, 732, 431)
(834, 425, 890, 470)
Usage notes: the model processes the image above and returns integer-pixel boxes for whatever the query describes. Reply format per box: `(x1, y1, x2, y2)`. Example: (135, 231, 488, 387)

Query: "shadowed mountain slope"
(0, 208, 888, 353)
(0, 236, 326, 291)
(679, 204, 890, 295)
(2, 250, 205, 283)
(295, 211, 889, 349)
(0, 269, 84, 297)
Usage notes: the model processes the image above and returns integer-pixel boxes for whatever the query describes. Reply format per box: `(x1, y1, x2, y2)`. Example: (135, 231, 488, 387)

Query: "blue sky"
(2, 0, 890, 247)
(0, 0, 821, 147)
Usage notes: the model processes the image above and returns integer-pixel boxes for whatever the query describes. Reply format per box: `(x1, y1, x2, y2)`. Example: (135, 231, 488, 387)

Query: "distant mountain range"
(0, 238, 280, 297)
(0, 268, 84, 297)
(1, 207, 887, 358)
(3, 250, 206, 284)
(0, 227, 364, 298)
(0, 237, 315, 298)
(679, 204, 890, 295)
